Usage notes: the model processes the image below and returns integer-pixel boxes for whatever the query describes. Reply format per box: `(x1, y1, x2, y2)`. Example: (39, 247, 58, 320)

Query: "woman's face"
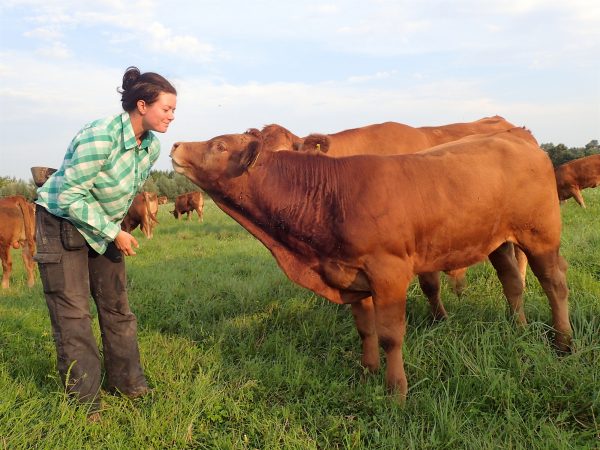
(139, 92, 177, 134)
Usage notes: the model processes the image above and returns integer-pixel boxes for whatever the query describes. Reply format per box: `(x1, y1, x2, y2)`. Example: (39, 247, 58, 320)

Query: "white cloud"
(35, 41, 71, 58)
(10, 1, 216, 62)
(146, 22, 214, 62)
(23, 26, 62, 40)
(311, 4, 339, 14)
(347, 71, 397, 83)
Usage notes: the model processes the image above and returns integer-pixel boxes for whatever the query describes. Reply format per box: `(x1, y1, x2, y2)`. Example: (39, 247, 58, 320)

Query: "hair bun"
(121, 66, 141, 91)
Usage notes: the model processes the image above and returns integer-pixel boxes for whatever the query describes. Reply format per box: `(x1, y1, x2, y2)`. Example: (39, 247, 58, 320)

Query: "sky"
(1, 0, 599, 180)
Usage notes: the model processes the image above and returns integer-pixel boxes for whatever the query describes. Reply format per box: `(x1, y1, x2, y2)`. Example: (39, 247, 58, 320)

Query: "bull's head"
(171, 132, 262, 191)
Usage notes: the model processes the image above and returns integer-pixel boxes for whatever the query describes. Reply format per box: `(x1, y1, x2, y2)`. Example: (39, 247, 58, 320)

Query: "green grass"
(1, 191, 599, 449)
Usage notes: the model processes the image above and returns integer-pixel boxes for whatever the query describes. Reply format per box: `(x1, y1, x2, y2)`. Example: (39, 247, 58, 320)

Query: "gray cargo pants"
(34, 205, 147, 410)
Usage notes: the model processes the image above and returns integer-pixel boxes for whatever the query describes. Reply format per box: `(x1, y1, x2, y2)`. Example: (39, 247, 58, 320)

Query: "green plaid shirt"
(36, 112, 160, 254)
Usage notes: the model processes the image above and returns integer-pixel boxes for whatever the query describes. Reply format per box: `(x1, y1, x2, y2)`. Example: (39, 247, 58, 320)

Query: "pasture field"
(0, 190, 599, 449)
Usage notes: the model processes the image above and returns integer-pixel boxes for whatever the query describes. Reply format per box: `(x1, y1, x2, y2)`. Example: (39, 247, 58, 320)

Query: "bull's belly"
(0, 229, 25, 248)
(413, 237, 510, 273)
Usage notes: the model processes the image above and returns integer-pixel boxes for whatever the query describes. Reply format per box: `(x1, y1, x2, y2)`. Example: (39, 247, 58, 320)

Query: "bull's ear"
(302, 133, 330, 153)
(240, 140, 261, 169)
(227, 140, 262, 177)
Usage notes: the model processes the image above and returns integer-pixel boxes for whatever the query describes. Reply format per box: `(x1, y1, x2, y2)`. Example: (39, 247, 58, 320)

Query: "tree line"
(1, 140, 599, 201)
(542, 140, 599, 167)
(0, 170, 200, 202)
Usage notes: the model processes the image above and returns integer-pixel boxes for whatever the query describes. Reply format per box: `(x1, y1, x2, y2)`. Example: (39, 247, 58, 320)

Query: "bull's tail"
(16, 198, 36, 255)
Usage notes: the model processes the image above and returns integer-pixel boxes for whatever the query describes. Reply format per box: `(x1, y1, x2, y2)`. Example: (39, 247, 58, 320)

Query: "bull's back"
(334, 129, 559, 268)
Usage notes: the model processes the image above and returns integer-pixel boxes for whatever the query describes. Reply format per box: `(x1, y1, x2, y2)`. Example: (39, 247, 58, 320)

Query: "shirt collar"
(121, 112, 154, 151)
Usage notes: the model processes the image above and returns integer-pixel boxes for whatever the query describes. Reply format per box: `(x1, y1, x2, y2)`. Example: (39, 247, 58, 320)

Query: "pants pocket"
(34, 252, 65, 293)
(60, 221, 87, 250)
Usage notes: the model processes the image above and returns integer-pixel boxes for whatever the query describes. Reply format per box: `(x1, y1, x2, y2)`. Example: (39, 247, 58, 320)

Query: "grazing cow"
(0, 195, 36, 288)
(121, 192, 159, 239)
(554, 154, 600, 208)
(171, 191, 204, 222)
(157, 195, 168, 205)
(171, 127, 572, 401)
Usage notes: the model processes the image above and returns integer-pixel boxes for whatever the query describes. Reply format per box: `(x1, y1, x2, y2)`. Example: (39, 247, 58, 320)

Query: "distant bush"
(542, 140, 599, 167)
(0, 177, 37, 200)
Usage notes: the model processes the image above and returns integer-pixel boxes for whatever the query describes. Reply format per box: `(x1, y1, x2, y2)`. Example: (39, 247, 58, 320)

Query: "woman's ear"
(137, 99, 147, 114)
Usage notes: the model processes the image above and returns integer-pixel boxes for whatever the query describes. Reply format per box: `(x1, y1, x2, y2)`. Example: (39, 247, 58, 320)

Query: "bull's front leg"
(571, 187, 586, 208)
(350, 296, 379, 372)
(371, 268, 412, 402)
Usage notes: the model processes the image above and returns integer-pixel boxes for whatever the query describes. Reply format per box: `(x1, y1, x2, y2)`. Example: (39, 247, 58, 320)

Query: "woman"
(34, 66, 177, 419)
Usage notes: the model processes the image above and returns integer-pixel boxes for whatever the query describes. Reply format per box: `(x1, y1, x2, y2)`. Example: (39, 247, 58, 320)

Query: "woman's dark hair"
(118, 66, 177, 112)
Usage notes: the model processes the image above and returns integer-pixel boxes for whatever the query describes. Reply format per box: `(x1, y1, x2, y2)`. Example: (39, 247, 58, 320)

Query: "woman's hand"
(114, 230, 139, 256)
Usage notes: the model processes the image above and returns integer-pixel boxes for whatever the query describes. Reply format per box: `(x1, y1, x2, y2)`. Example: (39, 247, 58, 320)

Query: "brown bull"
(121, 192, 159, 239)
(0, 195, 36, 288)
(554, 154, 600, 208)
(205, 116, 523, 318)
(157, 195, 168, 205)
(170, 127, 572, 401)
(171, 191, 204, 222)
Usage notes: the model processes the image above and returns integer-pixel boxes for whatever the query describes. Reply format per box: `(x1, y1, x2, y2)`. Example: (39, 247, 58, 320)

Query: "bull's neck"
(213, 151, 344, 238)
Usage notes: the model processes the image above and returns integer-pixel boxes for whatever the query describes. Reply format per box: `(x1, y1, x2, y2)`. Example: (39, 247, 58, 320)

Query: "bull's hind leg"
(525, 249, 572, 352)
(418, 272, 448, 320)
(488, 242, 526, 325)
(445, 267, 468, 297)
(514, 245, 528, 289)
(1, 246, 12, 289)
(350, 296, 380, 372)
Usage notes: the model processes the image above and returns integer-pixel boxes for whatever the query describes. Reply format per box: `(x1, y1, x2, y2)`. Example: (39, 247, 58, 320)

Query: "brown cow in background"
(554, 154, 600, 208)
(121, 192, 159, 239)
(171, 191, 204, 222)
(157, 195, 168, 205)
(0, 195, 36, 288)
(171, 127, 571, 402)
(300, 116, 515, 156)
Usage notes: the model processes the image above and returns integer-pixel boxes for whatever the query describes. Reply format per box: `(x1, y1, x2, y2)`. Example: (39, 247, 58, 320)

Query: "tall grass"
(0, 190, 598, 449)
